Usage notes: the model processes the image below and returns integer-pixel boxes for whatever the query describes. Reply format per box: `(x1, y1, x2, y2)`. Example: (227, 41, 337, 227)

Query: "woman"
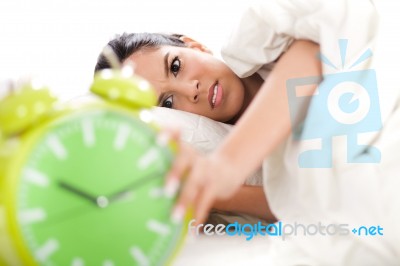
(95, 31, 320, 224)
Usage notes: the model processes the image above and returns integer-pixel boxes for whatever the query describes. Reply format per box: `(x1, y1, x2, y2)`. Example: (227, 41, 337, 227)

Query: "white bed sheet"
(173, 235, 273, 266)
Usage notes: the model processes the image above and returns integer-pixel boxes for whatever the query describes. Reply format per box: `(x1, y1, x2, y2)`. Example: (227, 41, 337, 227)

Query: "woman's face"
(125, 44, 245, 122)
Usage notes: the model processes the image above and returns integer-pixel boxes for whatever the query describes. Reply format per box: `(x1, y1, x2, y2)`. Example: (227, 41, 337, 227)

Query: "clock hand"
(108, 171, 164, 203)
(58, 180, 109, 207)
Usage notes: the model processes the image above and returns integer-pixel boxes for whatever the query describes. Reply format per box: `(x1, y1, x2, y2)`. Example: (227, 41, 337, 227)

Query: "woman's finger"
(167, 143, 195, 179)
(195, 186, 216, 225)
(158, 128, 187, 198)
(164, 143, 195, 198)
(172, 164, 204, 223)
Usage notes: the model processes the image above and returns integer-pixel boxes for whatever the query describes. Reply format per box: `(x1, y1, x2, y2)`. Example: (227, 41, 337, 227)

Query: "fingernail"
(156, 131, 170, 147)
(164, 178, 180, 198)
(171, 204, 184, 224)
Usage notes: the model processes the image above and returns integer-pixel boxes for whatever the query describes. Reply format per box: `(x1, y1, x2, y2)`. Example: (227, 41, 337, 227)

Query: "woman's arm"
(169, 40, 322, 223)
(213, 185, 276, 222)
(216, 40, 321, 182)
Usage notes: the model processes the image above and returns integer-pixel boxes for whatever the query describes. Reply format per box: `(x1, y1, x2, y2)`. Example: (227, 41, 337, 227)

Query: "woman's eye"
(170, 57, 180, 77)
(162, 95, 173, 108)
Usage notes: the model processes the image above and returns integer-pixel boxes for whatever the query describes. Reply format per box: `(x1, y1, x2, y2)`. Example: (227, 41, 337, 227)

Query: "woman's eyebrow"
(158, 92, 166, 106)
(164, 52, 170, 78)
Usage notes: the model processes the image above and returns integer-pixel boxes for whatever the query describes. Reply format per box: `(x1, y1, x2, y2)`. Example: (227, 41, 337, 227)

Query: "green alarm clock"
(0, 70, 187, 266)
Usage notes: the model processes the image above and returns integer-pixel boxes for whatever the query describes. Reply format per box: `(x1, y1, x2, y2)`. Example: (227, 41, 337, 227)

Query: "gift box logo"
(287, 39, 382, 168)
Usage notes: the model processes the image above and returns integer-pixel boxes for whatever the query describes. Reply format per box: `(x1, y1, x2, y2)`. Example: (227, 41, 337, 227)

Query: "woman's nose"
(179, 80, 199, 103)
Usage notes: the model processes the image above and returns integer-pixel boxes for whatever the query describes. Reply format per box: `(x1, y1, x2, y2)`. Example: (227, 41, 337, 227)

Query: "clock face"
(15, 109, 183, 266)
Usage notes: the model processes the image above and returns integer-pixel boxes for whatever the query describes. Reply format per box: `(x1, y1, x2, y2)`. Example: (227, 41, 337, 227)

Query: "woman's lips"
(208, 82, 223, 109)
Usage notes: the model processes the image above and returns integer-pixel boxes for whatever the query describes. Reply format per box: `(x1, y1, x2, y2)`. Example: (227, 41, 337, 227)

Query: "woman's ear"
(179, 36, 213, 55)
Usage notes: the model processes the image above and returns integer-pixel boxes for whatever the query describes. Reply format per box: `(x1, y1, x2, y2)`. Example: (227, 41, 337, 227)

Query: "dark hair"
(94, 32, 186, 74)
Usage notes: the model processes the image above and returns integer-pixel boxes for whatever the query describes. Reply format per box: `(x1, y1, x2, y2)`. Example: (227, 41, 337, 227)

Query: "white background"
(0, 0, 248, 100)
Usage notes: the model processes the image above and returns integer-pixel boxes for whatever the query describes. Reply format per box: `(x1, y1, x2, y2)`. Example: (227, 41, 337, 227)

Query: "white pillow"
(70, 96, 262, 185)
(150, 107, 262, 186)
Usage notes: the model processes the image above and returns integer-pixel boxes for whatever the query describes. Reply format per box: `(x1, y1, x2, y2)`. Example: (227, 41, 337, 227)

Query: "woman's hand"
(164, 138, 245, 225)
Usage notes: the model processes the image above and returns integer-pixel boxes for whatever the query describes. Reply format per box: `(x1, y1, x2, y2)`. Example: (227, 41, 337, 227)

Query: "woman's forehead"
(125, 47, 171, 87)
(126, 46, 174, 69)
(128, 46, 187, 74)
(128, 48, 163, 69)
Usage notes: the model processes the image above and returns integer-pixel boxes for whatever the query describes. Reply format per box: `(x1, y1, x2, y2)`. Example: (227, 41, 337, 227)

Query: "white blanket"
(219, 0, 400, 265)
